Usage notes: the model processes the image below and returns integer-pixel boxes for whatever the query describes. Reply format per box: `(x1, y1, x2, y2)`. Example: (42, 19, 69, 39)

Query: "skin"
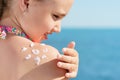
(0, 35, 68, 80)
(0, 0, 79, 79)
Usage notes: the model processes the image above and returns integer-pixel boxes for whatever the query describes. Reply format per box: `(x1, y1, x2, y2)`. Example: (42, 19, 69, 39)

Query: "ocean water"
(43, 28, 120, 80)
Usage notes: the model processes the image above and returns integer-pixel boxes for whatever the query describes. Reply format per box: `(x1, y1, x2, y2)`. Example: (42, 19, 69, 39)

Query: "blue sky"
(62, 0, 120, 28)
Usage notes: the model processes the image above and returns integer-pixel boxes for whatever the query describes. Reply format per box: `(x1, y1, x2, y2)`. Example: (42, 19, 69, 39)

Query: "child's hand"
(57, 41, 79, 78)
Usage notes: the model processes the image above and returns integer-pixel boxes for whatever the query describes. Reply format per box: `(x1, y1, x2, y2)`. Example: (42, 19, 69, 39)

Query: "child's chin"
(33, 36, 48, 43)
(42, 34, 48, 40)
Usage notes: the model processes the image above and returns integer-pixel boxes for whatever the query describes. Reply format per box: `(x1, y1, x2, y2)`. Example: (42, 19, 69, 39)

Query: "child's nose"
(53, 21, 61, 33)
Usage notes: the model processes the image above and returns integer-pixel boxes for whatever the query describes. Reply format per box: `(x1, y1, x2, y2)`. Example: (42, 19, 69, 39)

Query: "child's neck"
(0, 17, 22, 32)
(0, 17, 31, 41)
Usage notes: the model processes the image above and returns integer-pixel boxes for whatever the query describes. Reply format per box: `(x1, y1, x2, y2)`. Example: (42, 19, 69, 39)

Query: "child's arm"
(7, 35, 69, 80)
(19, 45, 69, 80)
(57, 41, 79, 78)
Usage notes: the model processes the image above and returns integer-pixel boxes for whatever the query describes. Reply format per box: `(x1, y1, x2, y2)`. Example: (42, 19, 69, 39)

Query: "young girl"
(0, 0, 79, 80)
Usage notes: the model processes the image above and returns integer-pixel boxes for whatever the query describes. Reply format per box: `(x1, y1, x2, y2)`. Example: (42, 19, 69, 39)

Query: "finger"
(67, 41, 75, 49)
(57, 54, 77, 64)
(65, 72, 77, 78)
(57, 62, 77, 72)
(62, 48, 78, 57)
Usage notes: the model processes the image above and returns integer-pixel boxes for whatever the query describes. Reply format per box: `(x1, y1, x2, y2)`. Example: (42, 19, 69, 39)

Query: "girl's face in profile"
(20, 0, 74, 42)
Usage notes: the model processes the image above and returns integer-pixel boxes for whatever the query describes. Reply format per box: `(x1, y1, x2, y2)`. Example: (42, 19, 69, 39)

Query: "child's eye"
(52, 14, 60, 21)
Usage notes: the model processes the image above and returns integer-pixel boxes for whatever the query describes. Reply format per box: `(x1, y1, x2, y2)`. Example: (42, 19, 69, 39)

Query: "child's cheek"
(43, 19, 55, 32)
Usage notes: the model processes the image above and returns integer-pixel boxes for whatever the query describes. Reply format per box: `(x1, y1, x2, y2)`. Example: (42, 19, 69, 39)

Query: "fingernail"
(62, 48, 66, 52)
(57, 62, 62, 67)
(65, 73, 69, 77)
(72, 41, 75, 44)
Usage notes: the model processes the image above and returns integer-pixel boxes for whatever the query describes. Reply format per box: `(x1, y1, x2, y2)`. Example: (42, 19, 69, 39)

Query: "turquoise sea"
(43, 28, 120, 80)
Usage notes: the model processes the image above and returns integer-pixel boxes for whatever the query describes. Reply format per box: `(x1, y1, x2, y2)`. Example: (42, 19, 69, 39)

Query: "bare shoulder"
(4, 35, 68, 80)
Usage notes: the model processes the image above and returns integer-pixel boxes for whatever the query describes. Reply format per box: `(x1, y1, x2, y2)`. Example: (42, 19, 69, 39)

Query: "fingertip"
(62, 48, 67, 52)
(65, 72, 76, 78)
(68, 41, 76, 48)
(57, 62, 62, 67)
(65, 73, 71, 78)
(71, 41, 75, 46)
(70, 41, 75, 48)
(65, 73, 69, 78)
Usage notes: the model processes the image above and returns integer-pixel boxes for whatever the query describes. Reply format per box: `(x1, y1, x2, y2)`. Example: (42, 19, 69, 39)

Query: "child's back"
(0, 34, 67, 80)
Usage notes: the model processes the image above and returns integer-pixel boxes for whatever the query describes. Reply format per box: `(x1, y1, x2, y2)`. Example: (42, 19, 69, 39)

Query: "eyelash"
(52, 14, 60, 21)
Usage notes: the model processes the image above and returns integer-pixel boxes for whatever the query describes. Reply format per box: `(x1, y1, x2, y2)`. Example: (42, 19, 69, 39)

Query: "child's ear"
(19, 0, 29, 12)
